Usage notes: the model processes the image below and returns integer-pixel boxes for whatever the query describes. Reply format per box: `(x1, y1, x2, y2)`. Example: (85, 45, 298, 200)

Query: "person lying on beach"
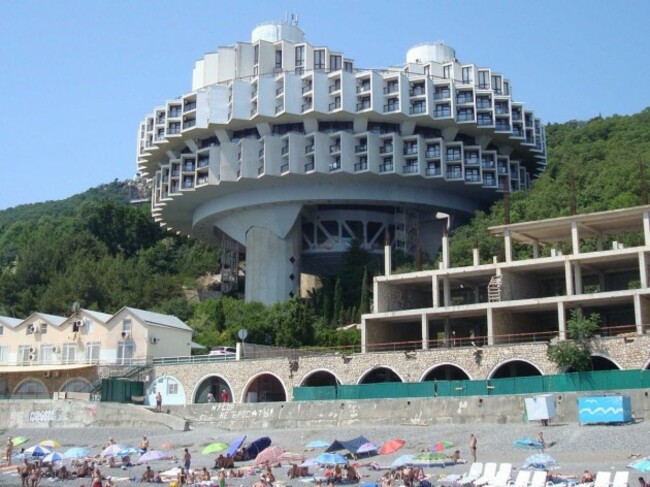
(581, 471, 594, 484)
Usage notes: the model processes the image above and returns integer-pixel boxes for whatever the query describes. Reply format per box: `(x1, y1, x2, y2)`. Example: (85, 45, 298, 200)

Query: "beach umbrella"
(100, 444, 129, 457)
(410, 452, 450, 466)
(226, 435, 247, 457)
(357, 442, 378, 454)
(38, 440, 61, 448)
(299, 458, 321, 468)
(391, 454, 414, 469)
(279, 451, 306, 463)
(314, 453, 348, 465)
(11, 437, 29, 447)
(202, 442, 229, 455)
(138, 450, 169, 464)
(628, 458, 650, 473)
(379, 439, 405, 455)
(24, 445, 51, 457)
(432, 440, 453, 452)
(523, 453, 558, 470)
(305, 440, 329, 449)
(64, 447, 90, 459)
(117, 447, 143, 457)
(42, 452, 64, 464)
(255, 445, 285, 465)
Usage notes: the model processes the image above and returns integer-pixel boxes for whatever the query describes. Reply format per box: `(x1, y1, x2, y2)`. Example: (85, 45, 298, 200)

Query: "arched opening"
(566, 355, 621, 373)
(242, 373, 286, 403)
(422, 364, 471, 381)
(359, 367, 402, 384)
(490, 359, 543, 379)
(300, 370, 341, 387)
(146, 375, 187, 406)
(60, 378, 92, 393)
(194, 375, 233, 403)
(14, 379, 48, 398)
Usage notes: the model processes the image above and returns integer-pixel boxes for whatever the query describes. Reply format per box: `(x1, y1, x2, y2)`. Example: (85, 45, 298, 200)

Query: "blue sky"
(1, 0, 649, 211)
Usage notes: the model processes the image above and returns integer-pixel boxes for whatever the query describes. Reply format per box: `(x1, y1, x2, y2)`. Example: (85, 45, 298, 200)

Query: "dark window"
(275, 50, 282, 69)
(329, 55, 342, 71)
(314, 49, 325, 70)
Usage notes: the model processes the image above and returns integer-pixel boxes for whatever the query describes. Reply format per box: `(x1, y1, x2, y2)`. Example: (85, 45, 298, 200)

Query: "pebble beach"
(1, 420, 648, 487)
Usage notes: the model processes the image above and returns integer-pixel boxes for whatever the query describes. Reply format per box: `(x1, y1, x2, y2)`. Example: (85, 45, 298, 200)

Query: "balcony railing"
(465, 157, 480, 166)
(354, 161, 368, 171)
(183, 101, 196, 112)
(183, 119, 196, 129)
(403, 164, 419, 174)
(383, 104, 399, 113)
(378, 161, 394, 173)
(403, 146, 418, 156)
(426, 166, 441, 176)
(281, 163, 289, 174)
(434, 109, 451, 118)
(409, 105, 426, 115)
(465, 173, 481, 182)
(281, 146, 289, 155)
(483, 177, 496, 186)
(355, 144, 367, 153)
(329, 161, 342, 171)
(425, 149, 441, 158)
(379, 145, 393, 154)
(304, 161, 315, 172)
(329, 101, 341, 111)
(481, 161, 496, 169)
(495, 123, 511, 131)
(383, 85, 398, 94)
(301, 85, 312, 94)
(433, 91, 450, 100)
(302, 102, 312, 111)
(329, 144, 341, 153)
(356, 101, 371, 111)
(329, 84, 341, 93)
(409, 87, 425, 96)
(357, 84, 370, 93)
(477, 118, 493, 126)
(446, 170, 463, 180)
(305, 144, 315, 154)
(457, 113, 474, 122)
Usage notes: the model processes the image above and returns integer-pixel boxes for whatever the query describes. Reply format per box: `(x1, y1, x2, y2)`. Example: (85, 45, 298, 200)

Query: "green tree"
(547, 309, 600, 371)
(333, 277, 343, 325)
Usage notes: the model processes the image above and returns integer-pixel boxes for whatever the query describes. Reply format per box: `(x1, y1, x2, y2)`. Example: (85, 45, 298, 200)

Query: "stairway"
(488, 275, 502, 302)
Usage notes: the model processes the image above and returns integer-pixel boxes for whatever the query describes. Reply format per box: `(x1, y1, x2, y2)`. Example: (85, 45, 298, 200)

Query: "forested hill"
(0, 108, 648, 350)
(449, 108, 650, 265)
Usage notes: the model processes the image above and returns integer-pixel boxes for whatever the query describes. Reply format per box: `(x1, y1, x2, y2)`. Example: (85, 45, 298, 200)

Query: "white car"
(208, 346, 236, 356)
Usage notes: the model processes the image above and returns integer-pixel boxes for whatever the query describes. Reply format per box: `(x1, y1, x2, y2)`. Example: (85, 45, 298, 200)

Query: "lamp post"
(237, 328, 248, 361)
(436, 212, 452, 269)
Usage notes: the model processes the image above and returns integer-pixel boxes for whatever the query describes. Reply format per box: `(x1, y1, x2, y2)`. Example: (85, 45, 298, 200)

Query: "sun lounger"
(486, 463, 512, 487)
(593, 472, 611, 487)
(507, 470, 531, 487)
(456, 463, 484, 486)
(611, 471, 628, 487)
(528, 470, 550, 487)
(473, 463, 498, 486)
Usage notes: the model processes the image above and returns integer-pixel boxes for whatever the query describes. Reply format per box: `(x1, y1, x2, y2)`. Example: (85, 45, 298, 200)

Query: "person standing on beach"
(183, 448, 191, 471)
(538, 432, 546, 453)
(156, 391, 162, 412)
(6, 436, 13, 466)
(140, 436, 149, 452)
(469, 434, 477, 462)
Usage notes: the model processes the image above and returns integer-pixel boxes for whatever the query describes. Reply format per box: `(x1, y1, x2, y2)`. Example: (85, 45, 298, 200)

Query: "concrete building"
(135, 19, 547, 304)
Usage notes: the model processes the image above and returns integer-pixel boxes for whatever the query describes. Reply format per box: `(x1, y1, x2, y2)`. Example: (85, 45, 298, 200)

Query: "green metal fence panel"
(293, 386, 336, 401)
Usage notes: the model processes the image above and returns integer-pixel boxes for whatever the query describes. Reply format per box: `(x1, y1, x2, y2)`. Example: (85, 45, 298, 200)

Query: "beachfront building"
(135, 18, 547, 305)
(0, 307, 194, 397)
(362, 205, 650, 367)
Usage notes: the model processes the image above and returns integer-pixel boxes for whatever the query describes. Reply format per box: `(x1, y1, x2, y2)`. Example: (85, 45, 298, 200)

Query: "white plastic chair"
(473, 462, 498, 486)
(458, 463, 484, 486)
(486, 463, 512, 487)
(611, 472, 628, 487)
(507, 470, 531, 487)
(593, 472, 611, 487)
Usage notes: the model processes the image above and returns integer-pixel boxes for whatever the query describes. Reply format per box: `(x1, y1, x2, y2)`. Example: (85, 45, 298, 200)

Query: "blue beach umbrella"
(64, 447, 90, 459)
(306, 440, 329, 449)
(391, 455, 414, 469)
(314, 453, 348, 465)
(226, 435, 247, 457)
(628, 458, 650, 473)
(24, 445, 51, 457)
(523, 453, 558, 470)
(42, 452, 64, 464)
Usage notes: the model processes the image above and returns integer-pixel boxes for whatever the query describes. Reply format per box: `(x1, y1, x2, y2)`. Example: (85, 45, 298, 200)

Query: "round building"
(136, 20, 546, 305)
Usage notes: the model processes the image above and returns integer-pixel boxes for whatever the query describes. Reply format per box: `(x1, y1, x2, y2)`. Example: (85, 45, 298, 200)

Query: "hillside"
(0, 108, 649, 351)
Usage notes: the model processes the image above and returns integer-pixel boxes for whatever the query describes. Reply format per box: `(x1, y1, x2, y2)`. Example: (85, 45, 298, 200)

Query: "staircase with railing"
(488, 275, 502, 302)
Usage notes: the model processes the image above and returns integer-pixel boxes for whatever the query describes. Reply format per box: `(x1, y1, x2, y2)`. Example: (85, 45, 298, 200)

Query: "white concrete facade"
(136, 20, 547, 304)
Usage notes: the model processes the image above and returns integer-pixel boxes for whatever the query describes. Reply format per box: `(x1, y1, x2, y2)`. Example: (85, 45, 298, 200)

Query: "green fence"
(293, 369, 650, 401)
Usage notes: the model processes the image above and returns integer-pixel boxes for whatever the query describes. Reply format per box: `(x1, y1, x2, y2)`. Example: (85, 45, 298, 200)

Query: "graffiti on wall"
(29, 409, 55, 423)
(211, 403, 274, 421)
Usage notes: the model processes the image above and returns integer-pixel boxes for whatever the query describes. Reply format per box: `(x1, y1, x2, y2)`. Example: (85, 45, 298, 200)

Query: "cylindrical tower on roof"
(136, 21, 547, 305)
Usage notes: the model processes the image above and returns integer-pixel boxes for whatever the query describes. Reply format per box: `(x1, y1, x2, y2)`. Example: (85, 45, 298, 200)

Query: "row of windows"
(0, 342, 134, 364)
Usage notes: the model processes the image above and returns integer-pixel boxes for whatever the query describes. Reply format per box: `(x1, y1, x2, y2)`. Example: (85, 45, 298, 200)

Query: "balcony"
(433, 90, 450, 100)
(258, 149, 265, 158)
(512, 129, 524, 138)
(403, 164, 419, 174)
(383, 104, 399, 113)
(357, 84, 370, 93)
(197, 176, 209, 185)
(356, 101, 371, 111)
(183, 164, 195, 172)
(512, 112, 522, 121)
(168, 108, 181, 118)
(379, 161, 394, 173)
(275, 105, 283, 114)
(495, 105, 509, 115)
(457, 112, 474, 122)
(329, 160, 341, 171)
(301, 84, 312, 94)
(281, 164, 290, 174)
(304, 161, 315, 172)
(305, 144, 315, 154)
(426, 165, 441, 176)
(465, 157, 480, 166)
(409, 105, 426, 115)
(403, 146, 418, 156)
(302, 102, 312, 112)
(329, 144, 341, 153)
(146, 124, 153, 131)
(476, 100, 492, 109)
(434, 109, 451, 118)
(425, 149, 441, 158)
(481, 160, 496, 169)
(410, 86, 425, 96)
(383, 85, 398, 95)
(167, 126, 181, 135)
(183, 101, 196, 112)
(276, 86, 284, 96)
(354, 160, 368, 171)
(495, 123, 511, 131)
(465, 173, 481, 183)
(329, 101, 341, 111)
(281, 146, 289, 155)
(456, 95, 474, 105)
(446, 170, 463, 180)
(156, 116, 166, 125)
(477, 117, 493, 126)
(182, 181, 194, 189)
(379, 145, 393, 154)
(183, 119, 196, 129)
(355, 144, 367, 153)
(483, 176, 496, 186)
(328, 84, 341, 93)
(446, 152, 462, 162)
(171, 170, 180, 177)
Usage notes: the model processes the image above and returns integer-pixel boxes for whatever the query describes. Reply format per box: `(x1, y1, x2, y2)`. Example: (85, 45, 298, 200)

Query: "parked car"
(209, 346, 236, 356)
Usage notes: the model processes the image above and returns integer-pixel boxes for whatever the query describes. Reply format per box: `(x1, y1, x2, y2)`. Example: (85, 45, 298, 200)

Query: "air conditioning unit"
(121, 331, 131, 339)
(29, 346, 35, 353)
(27, 324, 35, 334)
(28, 353, 36, 361)
(43, 371, 51, 378)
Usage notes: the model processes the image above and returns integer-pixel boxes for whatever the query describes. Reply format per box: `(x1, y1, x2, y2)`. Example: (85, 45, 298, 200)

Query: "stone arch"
(241, 372, 288, 403)
(420, 363, 472, 382)
(643, 358, 650, 370)
(146, 374, 187, 406)
(487, 358, 544, 379)
(13, 378, 48, 396)
(60, 378, 92, 393)
(358, 366, 403, 384)
(299, 369, 342, 387)
(191, 374, 234, 404)
(589, 353, 622, 371)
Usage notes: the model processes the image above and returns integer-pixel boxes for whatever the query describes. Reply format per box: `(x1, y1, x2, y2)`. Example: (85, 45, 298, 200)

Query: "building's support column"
(564, 260, 574, 296)
(634, 294, 644, 336)
(373, 281, 379, 313)
(473, 248, 480, 267)
(597, 235, 604, 251)
(360, 318, 367, 353)
(639, 251, 649, 288)
(384, 244, 392, 276)
(421, 314, 429, 350)
(441, 234, 450, 269)
(573, 262, 583, 295)
(444, 317, 451, 347)
(432, 276, 440, 308)
(571, 221, 580, 255)
(504, 229, 512, 262)
(558, 302, 567, 340)
(532, 240, 540, 259)
(443, 276, 451, 306)
(486, 308, 494, 346)
(644, 211, 650, 247)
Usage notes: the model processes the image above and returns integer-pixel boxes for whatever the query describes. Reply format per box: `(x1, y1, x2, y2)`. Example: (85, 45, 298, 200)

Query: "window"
(62, 343, 76, 364)
(329, 55, 341, 71)
(442, 65, 451, 79)
(40, 344, 54, 364)
(275, 50, 282, 69)
(19, 345, 31, 364)
(123, 319, 132, 333)
(478, 70, 489, 89)
(85, 342, 100, 364)
(254, 44, 259, 65)
(446, 147, 462, 161)
(167, 379, 179, 395)
(491, 75, 502, 94)
(424, 65, 430, 75)
(117, 340, 134, 365)
(295, 45, 305, 67)
(314, 49, 325, 70)
(0, 345, 8, 363)
(462, 66, 472, 84)
(344, 61, 353, 72)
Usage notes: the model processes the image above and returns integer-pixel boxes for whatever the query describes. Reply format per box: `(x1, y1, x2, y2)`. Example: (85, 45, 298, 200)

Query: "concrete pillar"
(639, 251, 649, 288)
(597, 236, 604, 251)
(504, 229, 512, 262)
(558, 301, 566, 340)
(573, 262, 583, 295)
(644, 211, 650, 247)
(361, 319, 367, 353)
(245, 221, 301, 304)
(571, 221, 580, 255)
(421, 314, 429, 350)
(373, 281, 379, 313)
(432, 276, 440, 308)
(384, 244, 392, 276)
(442, 234, 450, 269)
(634, 294, 644, 336)
(532, 240, 539, 259)
(443, 277, 451, 307)
(444, 317, 451, 347)
(564, 260, 574, 296)
(472, 248, 479, 267)
(486, 308, 494, 346)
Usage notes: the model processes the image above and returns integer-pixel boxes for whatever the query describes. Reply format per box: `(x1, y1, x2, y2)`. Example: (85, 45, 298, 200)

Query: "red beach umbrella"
(379, 439, 405, 455)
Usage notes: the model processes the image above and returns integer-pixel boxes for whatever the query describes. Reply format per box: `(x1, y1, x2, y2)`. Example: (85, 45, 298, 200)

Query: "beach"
(1, 420, 647, 487)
